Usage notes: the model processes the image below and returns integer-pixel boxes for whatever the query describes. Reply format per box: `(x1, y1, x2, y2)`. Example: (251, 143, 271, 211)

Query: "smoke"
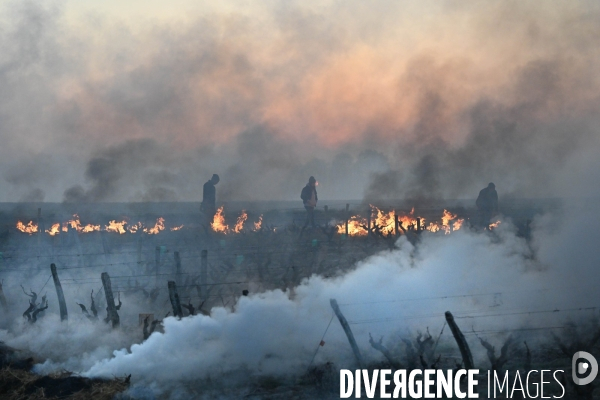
(62, 139, 181, 202)
(0, 1, 598, 201)
(0, 202, 594, 398)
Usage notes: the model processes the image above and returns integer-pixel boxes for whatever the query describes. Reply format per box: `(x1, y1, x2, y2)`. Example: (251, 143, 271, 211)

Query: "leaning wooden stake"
(445, 311, 474, 369)
(51, 263, 68, 321)
(200, 250, 208, 301)
(168, 281, 183, 318)
(394, 214, 399, 236)
(101, 272, 119, 328)
(330, 298, 364, 367)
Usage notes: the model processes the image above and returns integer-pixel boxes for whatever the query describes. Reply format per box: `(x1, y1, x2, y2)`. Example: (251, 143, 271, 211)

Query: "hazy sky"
(1, 0, 599, 202)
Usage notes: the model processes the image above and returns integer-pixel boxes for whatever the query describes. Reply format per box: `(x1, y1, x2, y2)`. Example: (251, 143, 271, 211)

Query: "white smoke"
(0, 202, 598, 398)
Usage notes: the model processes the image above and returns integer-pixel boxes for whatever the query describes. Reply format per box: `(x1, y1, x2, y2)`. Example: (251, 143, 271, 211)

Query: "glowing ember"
(144, 218, 165, 235)
(170, 225, 184, 231)
(105, 220, 127, 234)
(253, 215, 263, 231)
(233, 211, 248, 233)
(211, 206, 229, 234)
(16, 221, 38, 234)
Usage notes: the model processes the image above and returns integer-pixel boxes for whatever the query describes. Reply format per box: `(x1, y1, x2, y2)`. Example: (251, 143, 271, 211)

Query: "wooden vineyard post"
(51, 263, 68, 321)
(345, 204, 349, 236)
(330, 298, 364, 367)
(0, 280, 8, 312)
(417, 218, 421, 233)
(367, 207, 371, 238)
(394, 214, 399, 236)
(101, 272, 120, 328)
(174, 251, 182, 286)
(445, 311, 474, 369)
(200, 250, 208, 302)
(168, 281, 183, 318)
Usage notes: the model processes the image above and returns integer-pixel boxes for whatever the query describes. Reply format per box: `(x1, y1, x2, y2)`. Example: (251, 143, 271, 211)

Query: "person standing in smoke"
(201, 174, 220, 226)
(301, 176, 318, 230)
(476, 182, 498, 228)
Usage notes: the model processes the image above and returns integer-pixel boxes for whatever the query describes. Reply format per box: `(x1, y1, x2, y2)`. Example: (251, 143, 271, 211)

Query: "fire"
(105, 220, 127, 234)
(489, 220, 501, 229)
(65, 214, 101, 233)
(233, 211, 248, 233)
(17, 215, 183, 236)
(127, 222, 142, 233)
(16, 221, 38, 234)
(441, 209, 455, 227)
(144, 218, 165, 235)
(336, 215, 368, 236)
(253, 215, 263, 231)
(453, 219, 464, 231)
(211, 206, 229, 234)
(336, 206, 465, 237)
(371, 206, 395, 235)
(210, 207, 256, 234)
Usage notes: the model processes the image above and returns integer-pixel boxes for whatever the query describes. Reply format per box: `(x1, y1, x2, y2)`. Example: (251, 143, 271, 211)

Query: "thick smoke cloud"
(0, 204, 596, 398)
(0, 0, 599, 202)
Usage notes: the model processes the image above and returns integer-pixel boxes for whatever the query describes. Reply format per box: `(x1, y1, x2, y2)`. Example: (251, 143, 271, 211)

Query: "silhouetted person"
(201, 174, 220, 225)
(301, 176, 318, 229)
(476, 182, 498, 227)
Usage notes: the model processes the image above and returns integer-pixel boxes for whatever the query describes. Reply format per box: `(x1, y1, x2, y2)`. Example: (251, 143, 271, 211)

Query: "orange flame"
(16, 221, 38, 234)
(211, 206, 229, 234)
(336, 215, 368, 236)
(253, 215, 263, 231)
(46, 223, 61, 236)
(489, 220, 501, 229)
(144, 218, 165, 235)
(17, 215, 181, 235)
(233, 211, 248, 233)
(105, 220, 127, 234)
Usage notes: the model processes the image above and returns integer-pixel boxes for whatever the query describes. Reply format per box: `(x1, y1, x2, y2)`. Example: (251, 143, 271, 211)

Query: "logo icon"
(572, 351, 598, 385)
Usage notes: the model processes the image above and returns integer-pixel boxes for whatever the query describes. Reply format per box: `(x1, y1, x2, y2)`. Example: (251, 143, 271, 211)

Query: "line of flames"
(336, 206, 481, 236)
(211, 207, 262, 234)
(16, 215, 183, 236)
